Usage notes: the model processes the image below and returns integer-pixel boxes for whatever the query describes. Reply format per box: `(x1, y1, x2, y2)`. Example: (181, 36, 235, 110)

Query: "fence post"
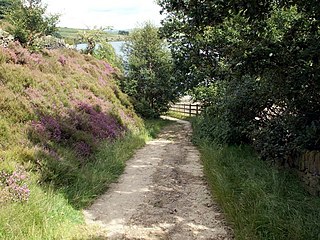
(169, 103, 202, 116)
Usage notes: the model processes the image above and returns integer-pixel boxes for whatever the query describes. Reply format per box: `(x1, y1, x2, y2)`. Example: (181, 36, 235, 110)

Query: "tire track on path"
(83, 117, 233, 239)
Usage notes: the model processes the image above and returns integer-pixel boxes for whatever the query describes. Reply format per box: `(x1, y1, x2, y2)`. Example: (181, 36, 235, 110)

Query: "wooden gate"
(170, 103, 202, 116)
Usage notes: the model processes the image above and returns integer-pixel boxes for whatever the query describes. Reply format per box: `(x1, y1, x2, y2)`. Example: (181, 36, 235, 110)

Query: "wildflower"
(0, 170, 30, 202)
(74, 141, 92, 157)
(40, 116, 62, 141)
(103, 62, 115, 75)
(98, 76, 107, 86)
(77, 102, 125, 140)
(58, 55, 67, 66)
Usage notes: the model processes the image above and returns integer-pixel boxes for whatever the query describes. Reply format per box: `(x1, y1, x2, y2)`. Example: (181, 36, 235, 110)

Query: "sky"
(42, 0, 164, 30)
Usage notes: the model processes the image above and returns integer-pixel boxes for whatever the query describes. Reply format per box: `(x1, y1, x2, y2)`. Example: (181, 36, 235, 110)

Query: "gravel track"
(83, 117, 233, 239)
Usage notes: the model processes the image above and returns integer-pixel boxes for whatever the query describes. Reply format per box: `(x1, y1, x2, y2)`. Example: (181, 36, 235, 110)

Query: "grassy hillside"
(0, 42, 147, 239)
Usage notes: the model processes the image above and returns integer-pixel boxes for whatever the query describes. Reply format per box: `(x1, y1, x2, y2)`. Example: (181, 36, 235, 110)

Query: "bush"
(0, 41, 144, 239)
(30, 102, 127, 160)
(0, 169, 30, 203)
(94, 41, 122, 70)
(195, 76, 270, 145)
(121, 22, 179, 118)
(31, 35, 67, 50)
(160, 1, 320, 163)
(5, 0, 59, 47)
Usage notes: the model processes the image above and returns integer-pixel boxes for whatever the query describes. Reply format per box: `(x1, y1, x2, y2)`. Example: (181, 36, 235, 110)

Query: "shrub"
(0, 169, 30, 203)
(5, 0, 59, 47)
(195, 76, 269, 145)
(0, 40, 143, 239)
(31, 102, 127, 159)
(58, 55, 67, 66)
(94, 42, 122, 70)
(76, 102, 126, 140)
(0, 117, 10, 146)
(159, 0, 320, 163)
(121, 22, 179, 118)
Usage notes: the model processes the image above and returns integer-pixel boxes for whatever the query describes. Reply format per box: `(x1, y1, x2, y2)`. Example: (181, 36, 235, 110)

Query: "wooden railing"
(170, 103, 202, 116)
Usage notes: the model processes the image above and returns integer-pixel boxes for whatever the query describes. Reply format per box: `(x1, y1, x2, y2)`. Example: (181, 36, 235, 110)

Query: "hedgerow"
(159, 0, 320, 162)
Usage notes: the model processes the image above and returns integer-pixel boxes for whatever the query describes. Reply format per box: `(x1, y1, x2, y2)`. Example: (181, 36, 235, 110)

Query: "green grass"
(165, 110, 194, 121)
(58, 27, 88, 38)
(0, 42, 169, 239)
(58, 27, 129, 44)
(56, 118, 171, 209)
(0, 118, 169, 239)
(0, 186, 83, 240)
(144, 118, 172, 138)
(195, 139, 320, 239)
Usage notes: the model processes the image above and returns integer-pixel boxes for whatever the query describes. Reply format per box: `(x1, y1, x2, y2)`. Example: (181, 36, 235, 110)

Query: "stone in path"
(83, 117, 233, 239)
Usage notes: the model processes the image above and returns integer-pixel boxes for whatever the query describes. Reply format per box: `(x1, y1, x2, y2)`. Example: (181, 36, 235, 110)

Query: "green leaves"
(0, 0, 13, 19)
(121, 22, 178, 118)
(77, 27, 110, 55)
(158, 0, 320, 162)
(5, 0, 59, 47)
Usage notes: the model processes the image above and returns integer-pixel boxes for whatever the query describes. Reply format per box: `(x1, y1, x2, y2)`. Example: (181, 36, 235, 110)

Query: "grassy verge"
(0, 187, 83, 240)
(165, 111, 194, 121)
(58, 118, 171, 209)
(144, 118, 172, 138)
(192, 122, 320, 240)
(0, 119, 170, 240)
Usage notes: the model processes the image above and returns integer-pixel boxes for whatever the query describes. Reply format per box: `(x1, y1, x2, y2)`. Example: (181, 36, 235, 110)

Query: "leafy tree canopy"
(5, 0, 59, 47)
(158, 0, 320, 162)
(77, 27, 110, 55)
(0, 0, 14, 19)
(121, 22, 179, 118)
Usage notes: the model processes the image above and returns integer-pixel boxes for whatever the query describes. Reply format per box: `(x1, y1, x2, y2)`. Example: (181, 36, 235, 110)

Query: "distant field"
(58, 27, 129, 44)
(58, 27, 87, 39)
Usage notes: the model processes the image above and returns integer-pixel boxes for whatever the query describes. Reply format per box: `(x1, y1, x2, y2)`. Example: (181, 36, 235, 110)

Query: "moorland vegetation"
(0, 0, 170, 239)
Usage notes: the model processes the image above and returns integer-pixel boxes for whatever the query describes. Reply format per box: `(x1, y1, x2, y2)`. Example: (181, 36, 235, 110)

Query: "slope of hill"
(0, 42, 144, 239)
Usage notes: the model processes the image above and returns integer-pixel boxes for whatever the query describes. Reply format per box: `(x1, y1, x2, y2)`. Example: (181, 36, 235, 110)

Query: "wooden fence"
(170, 103, 202, 116)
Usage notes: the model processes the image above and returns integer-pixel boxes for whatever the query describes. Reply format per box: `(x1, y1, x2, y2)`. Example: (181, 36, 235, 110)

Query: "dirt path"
(83, 117, 233, 239)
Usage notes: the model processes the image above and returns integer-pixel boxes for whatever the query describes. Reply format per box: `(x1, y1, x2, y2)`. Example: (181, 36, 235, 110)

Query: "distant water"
(76, 41, 125, 56)
(110, 41, 125, 56)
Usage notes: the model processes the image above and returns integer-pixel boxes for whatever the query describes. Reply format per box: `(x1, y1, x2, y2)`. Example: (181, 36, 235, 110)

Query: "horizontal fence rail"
(170, 103, 202, 116)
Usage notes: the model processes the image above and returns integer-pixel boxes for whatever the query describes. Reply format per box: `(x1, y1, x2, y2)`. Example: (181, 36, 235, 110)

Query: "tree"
(0, 0, 14, 19)
(118, 30, 129, 35)
(158, 0, 320, 162)
(121, 22, 178, 118)
(5, 0, 59, 46)
(94, 41, 122, 70)
(77, 27, 110, 55)
(76, 27, 123, 70)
